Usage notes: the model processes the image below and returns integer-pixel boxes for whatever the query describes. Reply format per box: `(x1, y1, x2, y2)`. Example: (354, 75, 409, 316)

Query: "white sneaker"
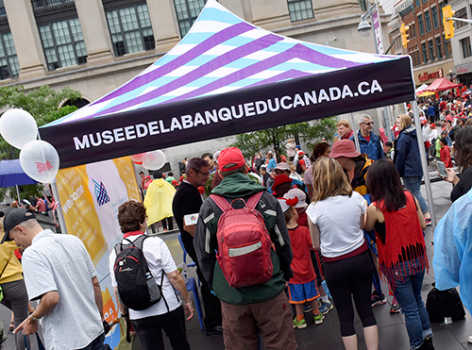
(468, 336, 472, 343)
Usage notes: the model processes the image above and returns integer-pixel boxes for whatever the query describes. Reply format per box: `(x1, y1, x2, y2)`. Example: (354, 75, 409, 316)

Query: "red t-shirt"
(141, 176, 152, 190)
(364, 135, 371, 143)
(298, 159, 306, 170)
(36, 199, 46, 212)
(440, 146, 454, 168)
(288, 225, 316, 284)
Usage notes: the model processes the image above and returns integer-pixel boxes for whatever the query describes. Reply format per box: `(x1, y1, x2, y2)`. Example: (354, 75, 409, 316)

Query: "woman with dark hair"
(443, 127, 472, 202)
(109, 201, 194, 350)
(307, 157, 378, 350)
(394, 114, 431, 224)
(365, 159, 431, 350)
(304, 142, 330, 200)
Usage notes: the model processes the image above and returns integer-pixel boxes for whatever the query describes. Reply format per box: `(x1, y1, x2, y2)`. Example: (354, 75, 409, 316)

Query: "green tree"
(0, 85, 82, 201)
(231, 117, 337, 161)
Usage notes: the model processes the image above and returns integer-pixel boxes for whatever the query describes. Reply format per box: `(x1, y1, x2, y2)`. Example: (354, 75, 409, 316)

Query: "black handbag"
(426, 287, 465, 322)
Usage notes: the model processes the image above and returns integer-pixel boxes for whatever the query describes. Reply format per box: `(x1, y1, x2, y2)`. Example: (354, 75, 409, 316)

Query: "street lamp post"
(357, 2, 393, 142)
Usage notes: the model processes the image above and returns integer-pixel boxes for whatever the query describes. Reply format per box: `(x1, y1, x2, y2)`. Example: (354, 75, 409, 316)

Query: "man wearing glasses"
(350, 114, 385, 161)
(172, 158, 223, 336)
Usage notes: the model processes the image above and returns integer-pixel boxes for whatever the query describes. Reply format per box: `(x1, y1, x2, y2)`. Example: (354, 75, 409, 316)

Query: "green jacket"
(194, 172, 293, 305)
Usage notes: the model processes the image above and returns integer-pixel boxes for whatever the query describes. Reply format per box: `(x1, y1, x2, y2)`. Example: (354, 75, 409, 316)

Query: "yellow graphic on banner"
(113, 158, 141, 202)
(56, 165, 107, 265)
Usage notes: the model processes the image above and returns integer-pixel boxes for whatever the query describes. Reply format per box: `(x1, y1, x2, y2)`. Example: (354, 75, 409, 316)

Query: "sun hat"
(284, 189, 307, 209)
(329, 139, 360, 159)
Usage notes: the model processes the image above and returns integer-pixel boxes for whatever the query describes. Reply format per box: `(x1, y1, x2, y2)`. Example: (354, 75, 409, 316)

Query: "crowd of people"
(3, 93, 472, 350)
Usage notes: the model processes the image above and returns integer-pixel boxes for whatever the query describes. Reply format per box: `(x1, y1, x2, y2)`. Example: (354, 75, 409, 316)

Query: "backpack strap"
(209, 194, 232, 212)
(132, 235, 148, 250)
(246, 192, 263, 210)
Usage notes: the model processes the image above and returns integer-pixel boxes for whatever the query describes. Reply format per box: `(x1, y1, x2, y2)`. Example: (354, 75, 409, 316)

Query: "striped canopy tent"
(39, 0, 415, 169)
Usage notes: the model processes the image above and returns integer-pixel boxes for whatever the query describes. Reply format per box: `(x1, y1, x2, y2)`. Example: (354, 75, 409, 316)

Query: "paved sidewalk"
(0, 180, 470, 349)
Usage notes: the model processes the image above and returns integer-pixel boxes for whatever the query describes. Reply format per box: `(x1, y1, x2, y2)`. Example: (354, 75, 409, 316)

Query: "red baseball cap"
(329, 139, 360, 159)
(171, 180, 179, 186)
(219, 147, 246, 172)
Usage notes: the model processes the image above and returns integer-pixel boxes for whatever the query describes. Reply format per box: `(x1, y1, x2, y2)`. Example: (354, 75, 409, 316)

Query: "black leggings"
(324, 250, 377, 337)
(131, 306, 191, 350)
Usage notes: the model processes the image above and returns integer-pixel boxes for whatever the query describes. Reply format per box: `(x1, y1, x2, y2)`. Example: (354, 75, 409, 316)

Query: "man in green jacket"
(194, 147, 296, 350)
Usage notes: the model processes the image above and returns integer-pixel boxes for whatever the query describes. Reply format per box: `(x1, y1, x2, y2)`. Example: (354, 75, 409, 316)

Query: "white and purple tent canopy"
(39, 0, 415, 169)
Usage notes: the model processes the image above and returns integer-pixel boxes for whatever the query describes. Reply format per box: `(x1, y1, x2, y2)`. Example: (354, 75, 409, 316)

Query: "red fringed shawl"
(374, 191, 429, 290)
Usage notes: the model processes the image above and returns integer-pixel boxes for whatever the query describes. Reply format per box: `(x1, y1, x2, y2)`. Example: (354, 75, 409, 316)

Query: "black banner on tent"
(39, 57, 415, 169)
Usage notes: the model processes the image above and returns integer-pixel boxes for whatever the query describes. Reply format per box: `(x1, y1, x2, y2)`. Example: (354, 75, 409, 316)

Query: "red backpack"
(210, 192, 273, 288)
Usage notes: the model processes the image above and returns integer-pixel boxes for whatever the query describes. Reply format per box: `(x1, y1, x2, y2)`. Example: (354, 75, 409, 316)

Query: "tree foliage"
(0, 85, 82, 201)
(231, 117, 338, 160)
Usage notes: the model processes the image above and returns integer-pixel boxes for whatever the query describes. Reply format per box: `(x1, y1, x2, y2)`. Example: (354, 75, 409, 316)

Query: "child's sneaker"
(314, 312, 324, 325)
(390, 297, 401, 314)
(319, 300, 333, 315)
(293, 317, 307, 329)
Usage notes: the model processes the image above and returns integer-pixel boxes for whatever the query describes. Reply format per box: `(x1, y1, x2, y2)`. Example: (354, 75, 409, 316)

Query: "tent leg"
(50, 179, 68, 234)
(350, 113, 360, 152)
(412, 101, 437, 231)
(16, 185, 20, 202)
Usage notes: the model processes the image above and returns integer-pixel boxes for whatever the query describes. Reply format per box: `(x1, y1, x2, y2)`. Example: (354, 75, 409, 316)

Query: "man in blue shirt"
(350, 114, 385, 161)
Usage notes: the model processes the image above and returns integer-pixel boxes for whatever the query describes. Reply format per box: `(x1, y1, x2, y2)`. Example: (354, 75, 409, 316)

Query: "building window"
(174, 0, 206, 38)
(416, 50, 420, 66)
(358, 0, 367, 11)
(439, 2, 445, 22)
(445, 39, 451, 57)
(418, 14, 424, 35)
(422, 42, 428, 63)
(410, 51, 416, 66)
(436, 37, 443, 59)
(287, 0, 314, 22)
(414, 0, 420, 7)
(424, 10, 431, 32)
(460, 37, 472, 58)
(432, 6, 439, 28)
(106, 4, 154, 57)
(38, 18, 87, 70)
(31, 0, 75, 12)
(0, 32, 20, 80)
(0, 0, 5, 17)
(428, 39, 435, 61)
(411, 23, 416, 37)
(455, 7, 468, 29)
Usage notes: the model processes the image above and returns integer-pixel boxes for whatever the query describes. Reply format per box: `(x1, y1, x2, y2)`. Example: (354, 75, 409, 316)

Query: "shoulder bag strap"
(246, 191, 264, 210)
(209, 194, 232, 212)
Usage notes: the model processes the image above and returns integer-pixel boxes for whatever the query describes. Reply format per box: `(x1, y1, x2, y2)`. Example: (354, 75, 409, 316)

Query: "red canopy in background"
(426, 78, 462, 92)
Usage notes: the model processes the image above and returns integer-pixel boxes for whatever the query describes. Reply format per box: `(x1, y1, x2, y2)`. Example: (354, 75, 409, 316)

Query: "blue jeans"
(392, 259, 432, 349)
(403, 176, 429, 214)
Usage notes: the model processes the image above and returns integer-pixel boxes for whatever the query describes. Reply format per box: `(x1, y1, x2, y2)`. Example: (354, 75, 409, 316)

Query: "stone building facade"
(0, 0, 391, 170)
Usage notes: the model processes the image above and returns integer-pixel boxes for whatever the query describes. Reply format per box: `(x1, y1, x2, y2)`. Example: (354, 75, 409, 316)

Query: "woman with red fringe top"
(365, 159, 432, 350)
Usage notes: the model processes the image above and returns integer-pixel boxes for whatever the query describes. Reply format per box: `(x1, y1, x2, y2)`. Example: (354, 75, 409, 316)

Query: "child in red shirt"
(279, 198, 323, 329)
(439, 138, 454, 168)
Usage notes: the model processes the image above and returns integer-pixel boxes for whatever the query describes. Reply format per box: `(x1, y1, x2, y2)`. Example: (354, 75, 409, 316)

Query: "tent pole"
(50, 179, 68, 234)
(412, 100, 437, 230)
(16, 185, 20, 202)
(349, 113, 360, 152)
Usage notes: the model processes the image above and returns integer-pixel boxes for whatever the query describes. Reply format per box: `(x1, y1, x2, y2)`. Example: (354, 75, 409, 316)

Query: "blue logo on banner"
(93, 179, 111, 206)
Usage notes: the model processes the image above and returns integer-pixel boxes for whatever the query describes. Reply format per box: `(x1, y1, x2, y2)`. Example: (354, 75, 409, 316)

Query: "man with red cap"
(194, 147, 296, 350)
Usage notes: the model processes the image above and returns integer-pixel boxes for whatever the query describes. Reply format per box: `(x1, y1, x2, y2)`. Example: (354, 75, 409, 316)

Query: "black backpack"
(114, 235, 163, 310)
(296, 161, 303, 174)
(426, 287, 465, 322)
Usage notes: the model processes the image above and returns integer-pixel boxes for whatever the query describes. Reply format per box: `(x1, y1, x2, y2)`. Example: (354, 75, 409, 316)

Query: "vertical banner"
(372, 4, 384, 54)
(56, 156, 141, 348)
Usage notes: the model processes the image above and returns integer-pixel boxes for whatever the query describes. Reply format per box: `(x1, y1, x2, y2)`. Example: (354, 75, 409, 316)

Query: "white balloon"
(0, 109, 38, 149)
(19, 140, 60, 183)
(130, 153, 146, 163)
(142, 150, 166, 170)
